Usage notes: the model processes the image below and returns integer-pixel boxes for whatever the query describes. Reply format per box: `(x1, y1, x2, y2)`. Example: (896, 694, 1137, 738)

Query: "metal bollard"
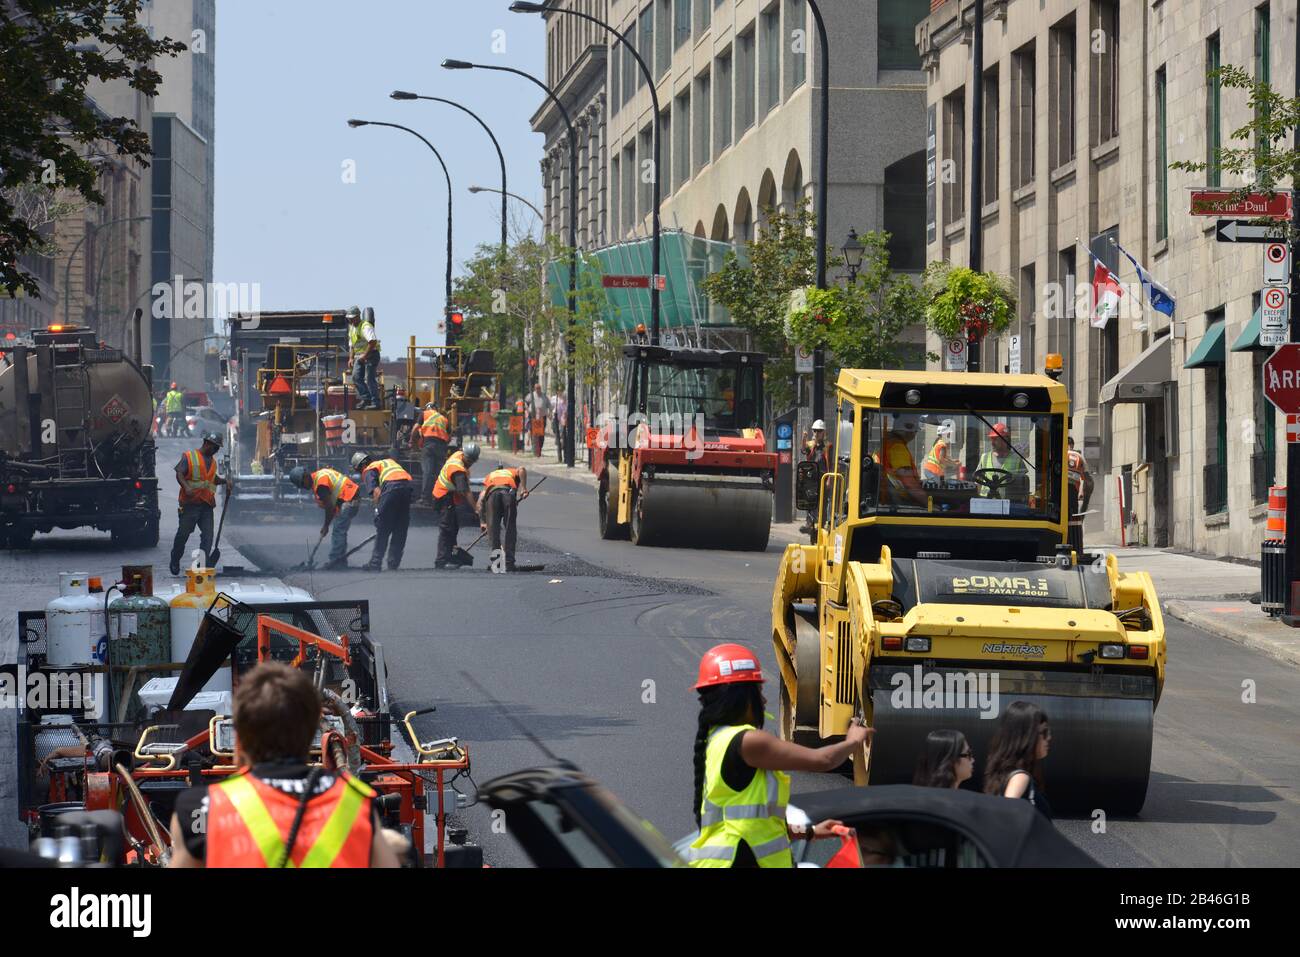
(1262, 540, 1287, 617)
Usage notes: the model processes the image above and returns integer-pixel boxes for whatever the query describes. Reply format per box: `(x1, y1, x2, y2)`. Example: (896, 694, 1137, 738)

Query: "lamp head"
(509, 2, 549, 12)
(390, 90, 419, 100)
(441, 59, 474, 70)
(347, 119, 369, 128)
(841, 228, 865, 270)
(468, 186, 484, 194)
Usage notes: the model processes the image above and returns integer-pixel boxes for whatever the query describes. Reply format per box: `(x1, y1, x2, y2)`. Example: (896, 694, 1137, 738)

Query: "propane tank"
(46, 573, 106, 667)
(106, 566, 171, 722)
(168, 568, 230, 694)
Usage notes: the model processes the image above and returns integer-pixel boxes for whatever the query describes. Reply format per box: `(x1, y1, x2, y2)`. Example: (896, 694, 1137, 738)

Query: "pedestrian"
(291, 465, 360, 570)
(912, 729, 974, 789)
(413, 402, 450, 504)
(167, 662, 401, 868)
(1067, 436, 1094, 553)
(432, 442, 481, 569)
(164, 382, 186, 436)
(478, 464, 527, 572)
(355, 452, 413, 572)
(346, 306, 382, 410)
(169, 431, 227, 575)
(683, 643, 873, 868)
(553, 391, 567, 457)
(529, 384, 550, 457)
(982, 701, 1053, 820)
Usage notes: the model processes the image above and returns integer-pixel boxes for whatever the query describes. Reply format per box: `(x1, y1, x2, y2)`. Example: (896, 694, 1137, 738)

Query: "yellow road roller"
(771, 366, 1165, 813)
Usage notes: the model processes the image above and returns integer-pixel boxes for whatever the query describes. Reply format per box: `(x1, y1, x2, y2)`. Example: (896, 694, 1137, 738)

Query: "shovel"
(208, 478, 232, 567)
(464, 476, 547, 553)
(292, 531, 328, 572)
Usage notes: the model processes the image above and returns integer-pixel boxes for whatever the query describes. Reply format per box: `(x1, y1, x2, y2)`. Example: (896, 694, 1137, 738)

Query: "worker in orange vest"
(167, 662, 401, 868)
(170, 432, 228, 575)
(414, 402, 451, 504)
(432, 442, 481, 568)
(353, 452, 413, 572)
(291, 465, 361, 570)
(478, 464, 528, 572)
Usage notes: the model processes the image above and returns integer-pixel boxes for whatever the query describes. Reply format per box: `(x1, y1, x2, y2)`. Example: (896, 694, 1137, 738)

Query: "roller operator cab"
(593, 344, 776, 550)
(772, 369, 1165, 814)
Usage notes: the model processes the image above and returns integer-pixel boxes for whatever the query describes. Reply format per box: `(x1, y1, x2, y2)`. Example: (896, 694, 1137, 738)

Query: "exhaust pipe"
(131, 308, 143, 367)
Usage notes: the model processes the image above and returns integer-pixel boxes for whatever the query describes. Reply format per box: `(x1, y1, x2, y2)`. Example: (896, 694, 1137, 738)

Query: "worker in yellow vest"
(346, 307, 381, 410)
(414, 403, 451, 503)
(291, 465, 361, 570)
(477, 464, 527, 572)
(353, 452, 413, 571)
(683, 644, 873, 867)
(170, 432, 227, 574)
(432, 442, 481, 569)
(164, 383, 186, 436)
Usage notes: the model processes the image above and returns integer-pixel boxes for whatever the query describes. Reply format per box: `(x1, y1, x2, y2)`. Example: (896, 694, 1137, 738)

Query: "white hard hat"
(811, 420, 826, 431)
(937, 421, 955, 438)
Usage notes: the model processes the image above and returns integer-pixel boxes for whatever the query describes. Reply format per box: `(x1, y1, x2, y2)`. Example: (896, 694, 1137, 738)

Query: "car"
(186, 405, 231, 438)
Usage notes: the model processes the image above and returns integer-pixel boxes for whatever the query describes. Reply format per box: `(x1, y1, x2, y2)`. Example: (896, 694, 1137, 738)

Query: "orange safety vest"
(362, 459, 412, 488)
(481, 467, 520, 493)
(313, 468, 358, 509)
(419, 409, 450, 442)
(205, 770, 375, 869)
(433, 451, 469, 501)
(179, 449, 218, 507)
(922, 439, 951, 478)
(1068, 450, 1087, 497)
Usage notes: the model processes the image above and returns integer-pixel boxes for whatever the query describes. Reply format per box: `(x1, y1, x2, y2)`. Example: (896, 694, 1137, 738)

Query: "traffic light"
(446, 307, 465, 348)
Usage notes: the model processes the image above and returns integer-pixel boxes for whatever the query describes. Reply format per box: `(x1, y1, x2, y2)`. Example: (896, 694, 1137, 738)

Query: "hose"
(114, 762, 170, 867)
(320, 688, 363, 774)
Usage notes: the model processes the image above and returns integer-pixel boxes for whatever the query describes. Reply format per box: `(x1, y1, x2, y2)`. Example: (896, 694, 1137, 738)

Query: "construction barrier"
(1267, 486, 1286, 538)
(322, 415, 346, 449)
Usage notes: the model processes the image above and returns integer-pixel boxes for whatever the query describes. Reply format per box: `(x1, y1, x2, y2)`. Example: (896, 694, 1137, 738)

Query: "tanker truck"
(0, 323, 160, 548)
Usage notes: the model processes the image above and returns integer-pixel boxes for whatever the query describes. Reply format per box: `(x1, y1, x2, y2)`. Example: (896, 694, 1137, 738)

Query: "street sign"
(794, 345, 814, 374)
(1191, 191, 1293, 219)
(602, 274, 667, 290)
(1262, 330, 1289, 347)
(1214, 219, 1286, 243)
(944, 338, 967, 372)
(1264, 242, 1291, 285)
(1288, 414, 1300, 445)
(1263, 344, 1300, 414)
(1008, 335, 1022, 374)
(1262, 287, 1290, 335)
(776, 422, 794, 440)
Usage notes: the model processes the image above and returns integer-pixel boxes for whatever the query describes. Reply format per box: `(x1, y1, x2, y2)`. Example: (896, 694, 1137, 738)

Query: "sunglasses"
(959, 750, 974, 759)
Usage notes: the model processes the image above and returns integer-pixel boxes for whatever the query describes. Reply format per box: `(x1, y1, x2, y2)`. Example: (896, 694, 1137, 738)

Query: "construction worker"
(478, 464, 527, 572)
(977, 423, 1028, 499)
(355, 452, 413, 572)
(414, 402, 451, 503)
(292, 465, 361, 570)
(922, 421, 960, 481)
(170, 432, 227, 575)
(1067, 436, 1094, 552)
(878, 413, 926, 507)
(167, 662, 401, 868)
(799, 420, 830, 538)
(684, 644, 873, 868)
(432, 441, 481, 569)
(346, 306, 381, 409)
(164, 382, 186, 436)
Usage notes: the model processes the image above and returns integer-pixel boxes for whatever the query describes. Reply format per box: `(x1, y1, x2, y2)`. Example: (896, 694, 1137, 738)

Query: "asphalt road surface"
(220, 462, 1300, 868)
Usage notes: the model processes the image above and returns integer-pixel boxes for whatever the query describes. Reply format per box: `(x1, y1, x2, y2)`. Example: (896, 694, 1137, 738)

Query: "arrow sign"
(1215, 219, 1287, 243)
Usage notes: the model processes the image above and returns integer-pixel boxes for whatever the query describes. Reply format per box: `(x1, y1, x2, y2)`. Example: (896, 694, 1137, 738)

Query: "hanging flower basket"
(922, 263, 1016, 341)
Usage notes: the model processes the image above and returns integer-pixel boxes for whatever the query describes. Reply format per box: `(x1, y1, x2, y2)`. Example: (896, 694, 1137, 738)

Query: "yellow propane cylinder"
(169, 568, 231, 694)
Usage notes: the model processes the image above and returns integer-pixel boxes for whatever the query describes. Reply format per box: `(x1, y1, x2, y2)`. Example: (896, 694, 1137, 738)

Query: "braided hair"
(692, 683, 765, 828)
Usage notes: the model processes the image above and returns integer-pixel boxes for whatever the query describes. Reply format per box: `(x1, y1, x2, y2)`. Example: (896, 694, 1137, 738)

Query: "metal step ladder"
(50, 342, 92, 477)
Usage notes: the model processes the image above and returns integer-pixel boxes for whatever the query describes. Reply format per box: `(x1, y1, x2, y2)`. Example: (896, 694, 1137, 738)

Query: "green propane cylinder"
(107, 565, 172, 723)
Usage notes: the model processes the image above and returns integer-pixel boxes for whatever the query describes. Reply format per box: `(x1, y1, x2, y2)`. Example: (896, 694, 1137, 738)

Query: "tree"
(0, 1, 186, 295)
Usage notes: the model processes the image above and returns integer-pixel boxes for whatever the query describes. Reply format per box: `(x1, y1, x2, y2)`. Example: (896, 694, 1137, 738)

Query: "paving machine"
(591, 344, 775, 549)
(771, 366, 1165, 813)
(224, 309, 498, 517)
(0, 321, 160, 548)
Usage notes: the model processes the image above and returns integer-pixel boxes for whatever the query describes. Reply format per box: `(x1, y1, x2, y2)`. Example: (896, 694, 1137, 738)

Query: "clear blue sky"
(213, 1, 547, 352)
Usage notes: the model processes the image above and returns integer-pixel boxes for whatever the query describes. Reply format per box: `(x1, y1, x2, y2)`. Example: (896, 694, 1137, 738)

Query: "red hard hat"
(694, 643, 764, 690)
(988, 422, 1010, 440)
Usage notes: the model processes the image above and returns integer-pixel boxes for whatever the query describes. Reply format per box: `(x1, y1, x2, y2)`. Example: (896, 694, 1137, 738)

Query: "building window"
(1202, 307, 1228, 515)
(1012, 43, 1035, 189)
(884, 151, 926, 272)
(1057, 247, 1081, 400)
(1206, 33, 1221, 186)
(1255, 4, 1270, 165)
(761, 5, 781, 117)
(784, 0, 806, 95)
(640, 5, 654, 89)
(673, 91, 690, 190)
(942, 88, 965, 225)
(1093, 227, 1120, 388)
(622, 143, 637, 231)
(656, 0, 671, 77)
(694, 0, 711, 38)
(660, 106, 673, 194)
(623, 18, 639, 104)
(714, 49, 733, 157)
(737, 27, 756, 134)
(694, 71, 711, 174)
(1090, 0, 1119, 146)
(1156, 66, 1168, 241)
(610, 154, 621, 237)
(1252, 336, 1277, 504)
(983, 66, 999, 202)
(675, 0, 692, 48)
(637, 126, 653, 219)
(878, 0, 928, 70)
(1019, 264, 1037, 373)
(1049, 18, 1076, 170)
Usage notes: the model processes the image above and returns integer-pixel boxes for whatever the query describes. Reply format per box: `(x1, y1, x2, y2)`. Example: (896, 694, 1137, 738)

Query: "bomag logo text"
(951, 576, 1052, 597)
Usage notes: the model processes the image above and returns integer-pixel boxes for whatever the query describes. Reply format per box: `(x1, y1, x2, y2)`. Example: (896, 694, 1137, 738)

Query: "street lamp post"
(469, 185, 544, 225)
(61, 214, 149, 327)
(346, 119, 455, 331)
(509, 1, 663, 349)
(442, 58, 577, 469)
(807, 0, 831, 423)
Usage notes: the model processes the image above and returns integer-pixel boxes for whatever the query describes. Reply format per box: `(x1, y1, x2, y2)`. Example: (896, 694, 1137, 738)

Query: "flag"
(1113, 240, 1176, 317)
(1088, 252, 1124, 329)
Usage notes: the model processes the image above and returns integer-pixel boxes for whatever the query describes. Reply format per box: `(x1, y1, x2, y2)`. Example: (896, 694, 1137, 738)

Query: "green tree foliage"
(1, 1, 187, 295)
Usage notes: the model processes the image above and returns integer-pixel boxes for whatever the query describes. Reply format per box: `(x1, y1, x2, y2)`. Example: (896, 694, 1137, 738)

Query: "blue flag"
(1113, 240, 1176, 318)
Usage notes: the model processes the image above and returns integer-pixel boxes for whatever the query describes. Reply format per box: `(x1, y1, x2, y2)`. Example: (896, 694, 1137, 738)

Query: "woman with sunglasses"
(983, 700, 1053, 819)
(912, 729, 975, 789)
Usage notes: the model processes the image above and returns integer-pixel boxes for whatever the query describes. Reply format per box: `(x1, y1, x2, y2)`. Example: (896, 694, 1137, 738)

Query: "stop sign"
(1264, 344, 1300, 414)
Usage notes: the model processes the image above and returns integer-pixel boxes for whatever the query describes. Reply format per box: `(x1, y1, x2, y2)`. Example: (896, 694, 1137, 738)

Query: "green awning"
(1230, 306, 1264, 352)
(1184, 319, 1227, 369)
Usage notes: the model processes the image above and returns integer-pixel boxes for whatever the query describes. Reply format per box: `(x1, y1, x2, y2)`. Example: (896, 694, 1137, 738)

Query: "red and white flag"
(1089, 254, 1124, 329)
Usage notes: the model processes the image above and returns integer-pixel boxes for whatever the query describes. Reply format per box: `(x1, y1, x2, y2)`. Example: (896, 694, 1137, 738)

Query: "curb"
(1164, 599, 1300, 669)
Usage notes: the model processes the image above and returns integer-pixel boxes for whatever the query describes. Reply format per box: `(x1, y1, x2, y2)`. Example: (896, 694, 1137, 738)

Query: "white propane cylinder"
(45, 573, 106, 667)
(168, 568, 229, 695)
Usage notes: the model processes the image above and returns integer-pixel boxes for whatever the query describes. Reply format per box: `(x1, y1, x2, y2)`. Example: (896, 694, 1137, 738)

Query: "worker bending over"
(168, 662, 401, 868)
(354, 452, 413, 572)
(415, 402, 451, 503)
(478, 464, 527, 573)
(170, 432, 227, 575)
(432, 442, 481, 569)
(292, 465, 360, 570)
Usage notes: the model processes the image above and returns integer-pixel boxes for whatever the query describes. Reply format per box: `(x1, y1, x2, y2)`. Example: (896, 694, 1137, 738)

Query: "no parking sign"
(944, 338, 968, 372)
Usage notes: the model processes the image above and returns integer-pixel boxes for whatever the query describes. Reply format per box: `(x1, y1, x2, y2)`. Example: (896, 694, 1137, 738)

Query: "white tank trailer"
(0, 317, 160, 548)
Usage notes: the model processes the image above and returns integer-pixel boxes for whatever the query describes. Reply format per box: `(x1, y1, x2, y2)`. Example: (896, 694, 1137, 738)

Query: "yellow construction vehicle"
(771, 364, 1165, 813)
